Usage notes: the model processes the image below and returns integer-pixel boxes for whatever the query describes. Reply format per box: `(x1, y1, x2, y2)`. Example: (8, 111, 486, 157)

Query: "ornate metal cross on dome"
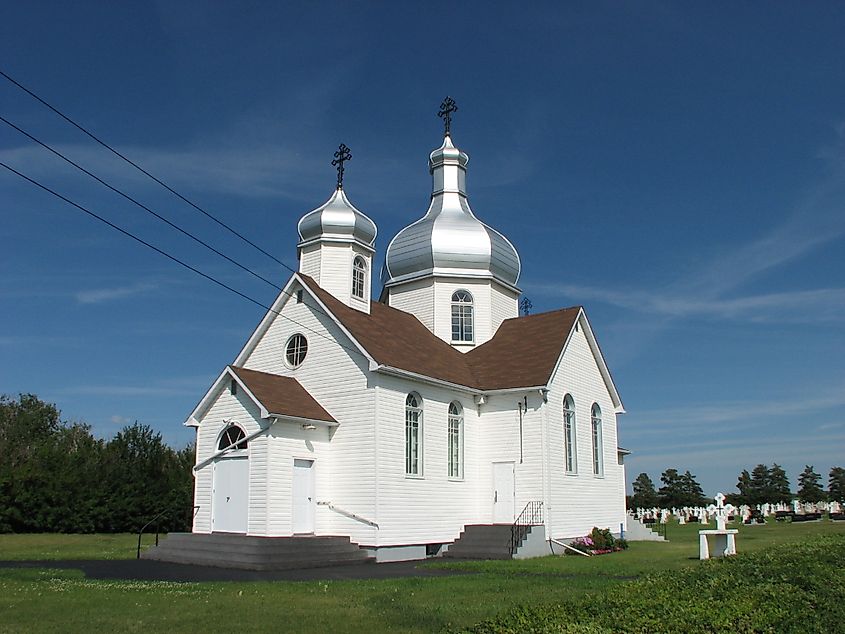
(438, 96, 458, 136)
(332, 143, 352, 189)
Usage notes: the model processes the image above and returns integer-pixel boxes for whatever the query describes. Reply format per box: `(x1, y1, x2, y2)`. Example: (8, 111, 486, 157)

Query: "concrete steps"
(443, 524, 522, 560)
(141, 533, 374, 570)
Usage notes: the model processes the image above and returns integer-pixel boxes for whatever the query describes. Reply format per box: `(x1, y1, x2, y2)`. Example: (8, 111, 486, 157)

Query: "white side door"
(492, 461, 515, 524)
(292, 459, 316, 534)
(212, 457, 249, 533)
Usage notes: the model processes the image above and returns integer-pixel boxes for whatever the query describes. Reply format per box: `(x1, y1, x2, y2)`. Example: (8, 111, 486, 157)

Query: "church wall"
(372, 374, 480, 547)
(312, 242, 354, 305)
(299, 243, 322, 280)
(386, 278, 435, 331)
(490, 281, 519, 335)
(241, 283, 377, 541)
(192, 387, 265, 534)
(545, 320, 626, 539)
(432, 278, 494, 348)
(476, 393, 546, 523)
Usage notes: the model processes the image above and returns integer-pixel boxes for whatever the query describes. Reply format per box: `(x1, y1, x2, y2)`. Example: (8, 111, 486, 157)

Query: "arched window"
(448, 402, 463, 479)
(563, 394, 577, 473)
(218, 424, 248, 450)
(451, 290, 474, 342)
(405, 393, 423, 476)
(285, 333, 308, 368)
(591, 403, 603, 476)
(352, 256, 366, 299)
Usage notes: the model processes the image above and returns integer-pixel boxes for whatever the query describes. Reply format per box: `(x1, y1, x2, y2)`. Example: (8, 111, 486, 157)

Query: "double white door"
(212, 457, 249, 533)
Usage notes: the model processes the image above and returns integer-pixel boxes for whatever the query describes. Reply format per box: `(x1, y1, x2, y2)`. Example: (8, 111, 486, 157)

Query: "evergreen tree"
(797, 465, 826, 503)
(680, 470, 707, 507)
(734, 469, 752, 505)
(658, 468, 685, 509)
(631, 472, 659, 509)
(829, 467, 845, 504)
(767, 463, 792, 504)
(749, 464, 770, 505)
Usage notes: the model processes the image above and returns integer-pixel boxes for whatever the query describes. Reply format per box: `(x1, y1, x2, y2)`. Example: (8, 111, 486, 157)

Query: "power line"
(0, 114, 283, 293)
(0, 67, 296, 274)
(0, 160, 371, 364)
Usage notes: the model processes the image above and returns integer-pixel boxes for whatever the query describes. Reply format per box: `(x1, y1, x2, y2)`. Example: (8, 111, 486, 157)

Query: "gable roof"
(229, 365, 336, 423)
(464, 307, 581, 390)
(185, 364, 336, 426)
(232, 272, 621, 407)
(299, 274, 478, 387)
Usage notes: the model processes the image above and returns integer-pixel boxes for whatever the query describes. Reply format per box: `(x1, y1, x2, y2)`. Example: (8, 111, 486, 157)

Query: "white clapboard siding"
(192, 387, 265, 534)
(386, 278, 435, 331)
(490, 282, 519, 335)
(432, 278, 494, 348)
(239, 283, 377, 542)
(545, 318, 626, 539)
(373, 375, 480, 547)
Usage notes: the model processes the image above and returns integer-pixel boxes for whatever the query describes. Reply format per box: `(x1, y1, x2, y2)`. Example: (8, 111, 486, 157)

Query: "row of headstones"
(633, 499, 842, 526)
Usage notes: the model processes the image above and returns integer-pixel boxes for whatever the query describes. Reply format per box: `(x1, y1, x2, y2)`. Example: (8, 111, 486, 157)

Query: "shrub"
(463, 535, 845, 633)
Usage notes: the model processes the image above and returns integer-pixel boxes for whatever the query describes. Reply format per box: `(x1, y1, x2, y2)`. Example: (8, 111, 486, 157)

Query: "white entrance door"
(492, 461, 515, 523)
(292, 459, 316, 534)
(212, 457, 249, 533)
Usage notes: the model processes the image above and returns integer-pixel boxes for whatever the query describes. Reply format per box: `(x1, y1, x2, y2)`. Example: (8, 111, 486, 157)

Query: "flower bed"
(567, 527, 628, 555)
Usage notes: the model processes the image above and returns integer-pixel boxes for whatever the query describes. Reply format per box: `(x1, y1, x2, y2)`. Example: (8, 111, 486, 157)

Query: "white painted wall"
(490, 281, 519, 335)
(298, 242, 372, 313)
(386, 278, 434, 331)
(544, 318, 626, 540)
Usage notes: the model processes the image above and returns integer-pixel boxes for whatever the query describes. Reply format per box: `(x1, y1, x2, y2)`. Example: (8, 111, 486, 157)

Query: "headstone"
(699, 493, 739, 560)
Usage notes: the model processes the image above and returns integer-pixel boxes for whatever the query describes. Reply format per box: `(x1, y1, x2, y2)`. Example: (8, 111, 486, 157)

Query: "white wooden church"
(180, 106, 627, 563)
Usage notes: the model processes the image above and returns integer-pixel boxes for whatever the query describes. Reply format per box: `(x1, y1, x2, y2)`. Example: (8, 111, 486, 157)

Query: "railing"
(510, 500, 543, 555)
(136, 510, 168, 559)
(317, 501, 379, 528)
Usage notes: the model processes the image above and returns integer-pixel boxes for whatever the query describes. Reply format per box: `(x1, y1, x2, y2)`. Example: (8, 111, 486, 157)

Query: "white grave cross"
(706, 492, 735, 530)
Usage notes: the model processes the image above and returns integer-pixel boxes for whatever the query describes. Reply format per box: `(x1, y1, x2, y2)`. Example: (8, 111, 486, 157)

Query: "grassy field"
(1, 520, 843, 633)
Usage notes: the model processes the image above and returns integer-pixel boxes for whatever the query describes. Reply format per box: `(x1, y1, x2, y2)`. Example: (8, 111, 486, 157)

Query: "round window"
(285, 333, 308, 368)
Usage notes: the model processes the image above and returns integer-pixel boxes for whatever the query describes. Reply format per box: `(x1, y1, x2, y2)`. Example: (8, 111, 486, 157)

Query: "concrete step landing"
(141, 533, 374, 571)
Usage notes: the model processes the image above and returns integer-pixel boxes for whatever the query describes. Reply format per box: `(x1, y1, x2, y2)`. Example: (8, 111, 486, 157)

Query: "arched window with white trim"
(563, 394, 577, 473)
(591, 403, 603, 476)
(405, 393, 423, 476)
(448, 401, 463, 479)
(451, 290, 474, 342)
(352, 256, 366, 299)
(218, 424, 248, 451)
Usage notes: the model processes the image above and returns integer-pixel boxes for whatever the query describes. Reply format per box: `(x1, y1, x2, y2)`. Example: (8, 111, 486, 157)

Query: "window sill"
(565, 471, 578, 476)
(405, 474, 425, 480)
(448, 477, 464, 482)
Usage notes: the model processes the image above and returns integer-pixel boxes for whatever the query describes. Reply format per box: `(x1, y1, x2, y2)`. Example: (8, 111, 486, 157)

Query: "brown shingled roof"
(297, 274, 581, 391)
(299, 274, 478, 387)
(465, 307, 581, 390)
(229, 365, 336, 423)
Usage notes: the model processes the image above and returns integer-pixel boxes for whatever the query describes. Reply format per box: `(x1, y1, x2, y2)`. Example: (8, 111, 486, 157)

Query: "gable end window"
(352, 256, 366, 299)
(591, 403, 603, 476)
(451, 290, 474, 342)
(285, 333, 308, 368)
(218, 424, 248, 450)
(405, 393, 423, 476)
(448, 402, 464, 479)
(563, 394, 577, 473)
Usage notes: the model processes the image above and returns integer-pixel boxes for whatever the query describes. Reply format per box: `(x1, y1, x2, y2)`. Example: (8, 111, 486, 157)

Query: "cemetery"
(1, 512, 843, 632)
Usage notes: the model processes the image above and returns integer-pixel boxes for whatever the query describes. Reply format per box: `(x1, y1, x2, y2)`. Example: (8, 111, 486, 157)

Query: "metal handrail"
(510, 500, 543, 555)
(317, 501, 379, 528)
(136, 510, 168, 559)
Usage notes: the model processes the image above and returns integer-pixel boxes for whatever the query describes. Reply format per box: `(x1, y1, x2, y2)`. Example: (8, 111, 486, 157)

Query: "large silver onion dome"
(298, 187, 377, 248)
(382, 135, 521, 287)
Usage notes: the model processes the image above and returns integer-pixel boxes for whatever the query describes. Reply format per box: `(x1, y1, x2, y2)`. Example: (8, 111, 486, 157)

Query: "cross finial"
(520, 297, 533, 316)
(331, 143, 352, 189)
(438, 96, 458, 137)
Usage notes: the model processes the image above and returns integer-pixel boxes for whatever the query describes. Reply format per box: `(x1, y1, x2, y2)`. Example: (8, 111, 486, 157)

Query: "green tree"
(658, 468, 684, 509)
(797, 465, 826, 503)
(680, 470, 707, 507)
(767, 463, 792, 504)
(828, 467, 845, 504)
(749, 464, 770, 505)
(630, 473, 659, 509)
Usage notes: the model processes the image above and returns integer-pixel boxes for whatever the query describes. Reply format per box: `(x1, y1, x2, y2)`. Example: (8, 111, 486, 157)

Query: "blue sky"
(1, 2, 843, 496)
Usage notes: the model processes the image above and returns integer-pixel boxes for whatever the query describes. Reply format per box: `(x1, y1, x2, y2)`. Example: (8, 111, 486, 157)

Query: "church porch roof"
(229, 365, 337, 424)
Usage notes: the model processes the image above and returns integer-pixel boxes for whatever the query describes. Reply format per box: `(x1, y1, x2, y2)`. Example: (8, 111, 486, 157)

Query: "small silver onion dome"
(382, 135, 521, 287)
(297, 187, 377, 248)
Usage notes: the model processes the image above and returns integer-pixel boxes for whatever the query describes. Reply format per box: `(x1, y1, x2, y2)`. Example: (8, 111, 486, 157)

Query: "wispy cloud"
(75, 282, 158, 304)
(109, 415, 133, 425)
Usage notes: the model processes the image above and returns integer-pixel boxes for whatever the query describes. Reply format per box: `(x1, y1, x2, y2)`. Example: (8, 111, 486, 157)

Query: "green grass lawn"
(1, 520, 843, 633)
